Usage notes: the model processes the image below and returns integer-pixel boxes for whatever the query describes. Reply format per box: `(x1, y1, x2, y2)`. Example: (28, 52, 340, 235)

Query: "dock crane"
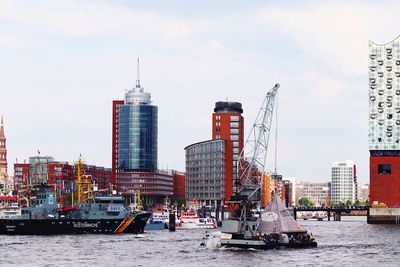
(234, 83, 279, 203)
(221, 83, 279, 243)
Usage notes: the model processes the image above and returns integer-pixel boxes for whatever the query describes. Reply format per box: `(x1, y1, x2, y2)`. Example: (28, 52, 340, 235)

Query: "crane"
(235, 83, 279, 202)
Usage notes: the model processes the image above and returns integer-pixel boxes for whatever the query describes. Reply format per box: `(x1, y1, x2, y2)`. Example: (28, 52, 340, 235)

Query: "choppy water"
(1, 217, 400, 267)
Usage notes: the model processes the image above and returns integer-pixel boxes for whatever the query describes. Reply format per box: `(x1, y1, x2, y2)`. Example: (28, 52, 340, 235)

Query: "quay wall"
(368, 208, 400, 224)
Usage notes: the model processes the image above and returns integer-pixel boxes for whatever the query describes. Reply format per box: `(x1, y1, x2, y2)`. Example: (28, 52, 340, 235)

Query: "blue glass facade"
(118, 104, 158, 172)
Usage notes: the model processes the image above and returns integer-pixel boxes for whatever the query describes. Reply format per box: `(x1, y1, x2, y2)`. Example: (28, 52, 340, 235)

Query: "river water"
(1, 217, 399, 267)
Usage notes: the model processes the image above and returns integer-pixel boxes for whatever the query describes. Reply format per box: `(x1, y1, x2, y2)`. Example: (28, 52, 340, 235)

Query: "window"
(230, 122, 239, 128)
(378, 164, 391, 175)
(230, 116, 239, 122)
(230, 135, 239, 141)
(230, 129, 239, 134)
(233, 142, 239, 147)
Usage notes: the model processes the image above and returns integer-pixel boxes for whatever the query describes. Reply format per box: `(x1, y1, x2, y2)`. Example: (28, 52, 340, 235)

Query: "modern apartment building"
(185, 101, 244, 206)
(331, 161, 357, 204)
(185, 139, 226, 206)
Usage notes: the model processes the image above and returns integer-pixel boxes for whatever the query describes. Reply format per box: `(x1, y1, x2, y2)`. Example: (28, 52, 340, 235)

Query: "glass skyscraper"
(117, 83, 158, 172)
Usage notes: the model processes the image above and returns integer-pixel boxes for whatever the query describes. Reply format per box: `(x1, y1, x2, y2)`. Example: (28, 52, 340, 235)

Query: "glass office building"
(117, 85, 158, 172)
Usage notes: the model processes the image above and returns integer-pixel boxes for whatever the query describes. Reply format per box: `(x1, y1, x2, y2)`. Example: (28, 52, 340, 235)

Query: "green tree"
(354, 200, 360, 207)
(346, 200, 353, 207)
(298, 197, 312, 207)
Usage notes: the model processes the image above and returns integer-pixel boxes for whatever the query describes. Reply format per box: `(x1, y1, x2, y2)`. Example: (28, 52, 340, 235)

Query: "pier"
(293, 207, 368, 221)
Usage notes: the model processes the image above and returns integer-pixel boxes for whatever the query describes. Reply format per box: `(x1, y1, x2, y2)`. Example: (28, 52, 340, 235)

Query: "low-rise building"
(296, 180, 331, 206)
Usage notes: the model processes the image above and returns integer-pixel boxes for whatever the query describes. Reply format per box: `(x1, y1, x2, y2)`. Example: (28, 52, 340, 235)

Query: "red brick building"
(14, 163, 29, 189)
(14, 160, 111, 193)
(212, 102, 244, 200)
(172, 171, 185, 201)
(370, 155, 400, 207)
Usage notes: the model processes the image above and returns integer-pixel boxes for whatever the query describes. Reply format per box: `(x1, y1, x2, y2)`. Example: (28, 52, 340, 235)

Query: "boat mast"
(77, 157, 82, 205)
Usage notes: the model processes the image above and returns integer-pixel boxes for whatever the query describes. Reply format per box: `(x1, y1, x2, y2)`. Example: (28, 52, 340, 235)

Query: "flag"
(37, 150, 40, 155)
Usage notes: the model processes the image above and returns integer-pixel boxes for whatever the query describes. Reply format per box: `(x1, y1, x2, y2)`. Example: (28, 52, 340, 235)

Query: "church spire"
(0, 115, 4, 136)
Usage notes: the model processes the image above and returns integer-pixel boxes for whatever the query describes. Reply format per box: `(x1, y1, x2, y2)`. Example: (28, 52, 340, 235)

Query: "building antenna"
(136, 57, 140, 88)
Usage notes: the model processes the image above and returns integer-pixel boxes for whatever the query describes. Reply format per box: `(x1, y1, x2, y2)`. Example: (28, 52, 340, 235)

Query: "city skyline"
(1, 1, 399, 184)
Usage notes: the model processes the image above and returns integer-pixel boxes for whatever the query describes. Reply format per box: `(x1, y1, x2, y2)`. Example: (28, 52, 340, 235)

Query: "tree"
(346, 199, 353, 207)
(354, 200, 360, 207)
(298, 197, 312, 207)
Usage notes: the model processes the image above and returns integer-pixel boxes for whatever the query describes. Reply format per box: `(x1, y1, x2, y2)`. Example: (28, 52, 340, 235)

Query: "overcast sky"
(1, 0, 399, 184)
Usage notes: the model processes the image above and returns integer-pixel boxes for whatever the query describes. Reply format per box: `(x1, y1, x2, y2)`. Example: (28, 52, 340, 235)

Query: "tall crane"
(235, 83, 279, 202)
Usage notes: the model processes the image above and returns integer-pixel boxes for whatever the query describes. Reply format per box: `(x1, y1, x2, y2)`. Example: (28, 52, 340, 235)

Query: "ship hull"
(0, 213, 151, 235)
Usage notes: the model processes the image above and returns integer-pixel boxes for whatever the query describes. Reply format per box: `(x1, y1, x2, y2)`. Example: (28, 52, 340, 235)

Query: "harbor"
(1, 217, 399, 267)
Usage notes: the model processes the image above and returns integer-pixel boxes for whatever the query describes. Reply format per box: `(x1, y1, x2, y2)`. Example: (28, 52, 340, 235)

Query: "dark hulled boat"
(0, 186, 150, 235)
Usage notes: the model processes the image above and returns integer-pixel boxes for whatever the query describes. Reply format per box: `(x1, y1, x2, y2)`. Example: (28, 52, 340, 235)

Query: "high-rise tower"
(369, 36, 400, 207)
(112, 60, 172, 204)
(212, 101, 244, 199)
(0, 116, 8, 185)
(112, 60, 158, 184)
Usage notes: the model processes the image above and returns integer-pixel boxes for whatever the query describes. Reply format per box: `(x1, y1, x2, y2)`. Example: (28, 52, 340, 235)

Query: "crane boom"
(235, 83, 279, 201)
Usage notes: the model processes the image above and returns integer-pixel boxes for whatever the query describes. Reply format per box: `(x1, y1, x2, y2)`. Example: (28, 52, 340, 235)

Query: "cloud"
(257, 1, 400, 76)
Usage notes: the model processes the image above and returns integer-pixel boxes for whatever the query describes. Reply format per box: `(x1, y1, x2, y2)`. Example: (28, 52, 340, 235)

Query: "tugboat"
(0, 158, 151, 235)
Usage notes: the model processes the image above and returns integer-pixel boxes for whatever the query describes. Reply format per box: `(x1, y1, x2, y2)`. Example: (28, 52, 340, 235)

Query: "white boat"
(0, 196, 21, 219)
(217, 194, 317, 249)
(178, 211, 217, 229)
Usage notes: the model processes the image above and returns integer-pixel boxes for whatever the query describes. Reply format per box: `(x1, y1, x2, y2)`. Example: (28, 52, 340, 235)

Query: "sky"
(1, 0, 399, 185)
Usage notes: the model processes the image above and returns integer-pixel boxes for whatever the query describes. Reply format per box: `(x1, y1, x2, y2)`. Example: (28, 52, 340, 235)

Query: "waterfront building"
(0, 116, 8, 186)
(172, 171, 185, 202)
(359, 184, 370, 203)
(212, 101, 244, 199)
(14, 157, 111, 193)
(112, 61, 173, 205)
(369, 36, 400, 207)
(14, 163, 29, 188)
(29, 156, 55, 185)
(296, 180, 331, 206)
(185, 101, 244, 206)
(331, 161, 357, 204)
(260, 173, 293, 207)
(283, 176, 296, 206)
(185, 139, 226, 206)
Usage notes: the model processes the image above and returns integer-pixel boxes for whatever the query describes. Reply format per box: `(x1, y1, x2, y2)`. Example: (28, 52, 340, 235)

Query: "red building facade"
(370, 155, 400, 207)
(14, 161, 111, 193)
(212, 102, 244, 200)
(112, 100, 124, 186)
(172, 171, 185, 201)
(14, 163, 29, 188)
